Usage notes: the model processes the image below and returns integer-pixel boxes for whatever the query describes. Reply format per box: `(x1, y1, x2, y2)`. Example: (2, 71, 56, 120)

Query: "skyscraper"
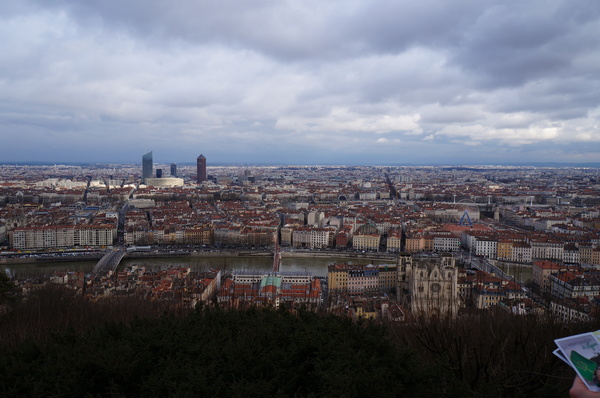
(197, 154, 207, 184)
(170, 163, 177, 177)
(142, 151, 153, 183)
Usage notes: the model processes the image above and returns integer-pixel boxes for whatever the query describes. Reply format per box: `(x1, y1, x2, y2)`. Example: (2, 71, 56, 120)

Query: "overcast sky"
(1, 0, 599, 165)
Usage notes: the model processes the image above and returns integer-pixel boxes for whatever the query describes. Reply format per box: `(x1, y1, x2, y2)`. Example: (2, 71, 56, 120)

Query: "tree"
(0, 307, 434, 397)
(0, 271, 15, 306)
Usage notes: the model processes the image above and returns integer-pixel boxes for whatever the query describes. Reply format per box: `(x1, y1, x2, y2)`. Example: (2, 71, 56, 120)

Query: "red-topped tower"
(197, 154, 207, 184)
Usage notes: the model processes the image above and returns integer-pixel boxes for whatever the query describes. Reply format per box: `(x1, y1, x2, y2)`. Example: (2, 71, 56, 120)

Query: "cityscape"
(2, 0, 600, 395)
(2, 155, 600, 323)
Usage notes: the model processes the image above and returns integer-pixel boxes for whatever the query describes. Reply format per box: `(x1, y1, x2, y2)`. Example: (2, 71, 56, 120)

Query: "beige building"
(11, 225, 116, 249)
(531, 260, 562, 294)
(529, 238, 564, 261)
(327, 263, 396, 294)
(579, 244, 594, 265)
(386, 230, 402, 252)
(511, 241, 532, 263)
(397, 254, 459, 317)
(432, 234, 461, 252)
(405, 235, 425, 253)
(327, 264, 349, 292)
(291, 227, 332, 249)
(76, 225, 115, 247)
(280, 225, 296, 246)
(352, 233, 381, 251)
(184, 226, 213, 245)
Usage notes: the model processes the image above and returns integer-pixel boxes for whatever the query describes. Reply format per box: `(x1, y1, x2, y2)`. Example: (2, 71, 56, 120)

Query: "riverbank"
(0, 255, 103, 264)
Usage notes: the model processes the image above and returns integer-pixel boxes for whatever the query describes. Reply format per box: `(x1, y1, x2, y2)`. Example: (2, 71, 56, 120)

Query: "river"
(4, 255, 396, 279)
(4, 254, 533, 284)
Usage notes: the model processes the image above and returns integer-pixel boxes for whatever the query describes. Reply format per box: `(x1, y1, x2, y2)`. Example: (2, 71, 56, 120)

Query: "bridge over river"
(91, 247, 127, 275)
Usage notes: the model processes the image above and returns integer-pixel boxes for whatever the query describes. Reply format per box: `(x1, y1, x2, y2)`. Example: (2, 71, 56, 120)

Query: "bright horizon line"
(3, 161, 600, 169)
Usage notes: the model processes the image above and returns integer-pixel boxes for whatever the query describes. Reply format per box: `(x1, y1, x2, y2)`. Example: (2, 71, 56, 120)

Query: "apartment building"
(352, 233, 381, 251)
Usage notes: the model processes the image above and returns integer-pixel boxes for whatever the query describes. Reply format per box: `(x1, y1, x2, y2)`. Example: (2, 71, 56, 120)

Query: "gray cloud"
(0, 0, 598, 165)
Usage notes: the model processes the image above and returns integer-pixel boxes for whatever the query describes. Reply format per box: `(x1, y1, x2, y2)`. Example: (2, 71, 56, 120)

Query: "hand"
(571, 376, 600, 398)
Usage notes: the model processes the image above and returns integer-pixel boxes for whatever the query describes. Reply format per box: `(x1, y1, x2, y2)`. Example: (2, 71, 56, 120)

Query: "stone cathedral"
(397, 253, 459, 317)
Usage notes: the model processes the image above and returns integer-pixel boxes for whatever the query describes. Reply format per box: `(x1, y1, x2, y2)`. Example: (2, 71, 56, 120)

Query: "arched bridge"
(92, 247, 127, 276)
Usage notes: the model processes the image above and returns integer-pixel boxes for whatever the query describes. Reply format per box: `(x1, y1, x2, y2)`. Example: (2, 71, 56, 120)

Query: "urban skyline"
(1, 157, 599, 394)
(1, 1, 599, 166)
(4, 159, 600, 168)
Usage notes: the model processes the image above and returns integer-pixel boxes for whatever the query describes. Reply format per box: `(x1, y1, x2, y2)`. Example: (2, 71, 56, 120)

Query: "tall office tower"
(170, 163, 177, 177)
(156, 169, 163, 178)
(197, 154, 207, 183)
(142, 151, 153, 183)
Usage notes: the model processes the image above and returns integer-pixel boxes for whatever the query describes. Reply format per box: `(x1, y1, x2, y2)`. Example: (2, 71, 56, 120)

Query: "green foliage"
(0, 286, 596, 397)
(0, 307, 433, 397)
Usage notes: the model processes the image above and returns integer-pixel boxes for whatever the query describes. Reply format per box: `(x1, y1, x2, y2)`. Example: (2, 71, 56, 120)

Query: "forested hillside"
(0, 284, 594, 397)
